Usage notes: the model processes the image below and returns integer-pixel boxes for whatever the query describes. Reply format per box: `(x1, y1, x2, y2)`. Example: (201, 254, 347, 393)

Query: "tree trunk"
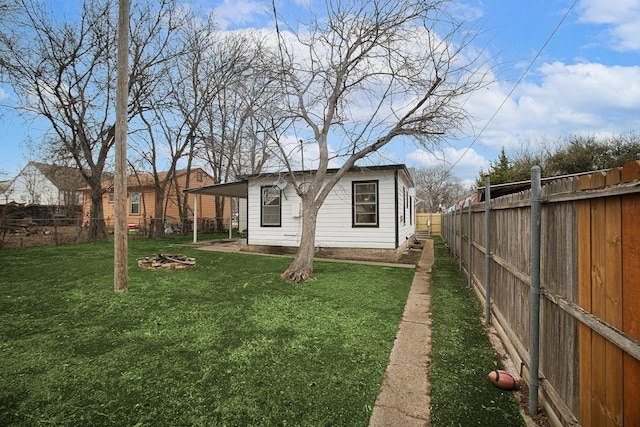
(151, 189, 165, 237)
(215, 195, 225, 232)
(280, 200, 318, 282)
(88, 185, 108, 241)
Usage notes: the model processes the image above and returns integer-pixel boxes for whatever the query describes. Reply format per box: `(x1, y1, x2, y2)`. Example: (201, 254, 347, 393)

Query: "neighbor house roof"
(27, 161, 86, 191)
(0, 180, 11, 193)
(78, 167, 212, 192)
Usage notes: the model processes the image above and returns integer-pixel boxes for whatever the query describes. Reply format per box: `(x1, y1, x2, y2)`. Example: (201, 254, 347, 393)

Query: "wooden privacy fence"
(416, 212, 442, 236)
(441, 161, 640, 427)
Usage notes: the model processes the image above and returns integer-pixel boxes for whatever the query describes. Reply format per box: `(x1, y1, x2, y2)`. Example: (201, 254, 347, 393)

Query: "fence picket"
(621, 161, 640, 426)
(440, 164, 640, 425)
(604, 168, 624, 426)
(578, 174, 593, 425)
(589, 172, 608, 426)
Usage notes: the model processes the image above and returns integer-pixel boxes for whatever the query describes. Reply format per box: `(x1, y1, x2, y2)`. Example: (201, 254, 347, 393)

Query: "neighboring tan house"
(80, 168, 229, 231)
(6, 161, 85, 208)
(187, 164, 417, 260)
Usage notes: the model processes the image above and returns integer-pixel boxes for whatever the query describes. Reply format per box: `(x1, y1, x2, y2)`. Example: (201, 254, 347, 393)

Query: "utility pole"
(114, 0, 130, 293)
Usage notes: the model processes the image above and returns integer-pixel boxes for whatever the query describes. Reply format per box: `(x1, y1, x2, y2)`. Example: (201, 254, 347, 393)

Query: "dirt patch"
(483, 322, 551, 426)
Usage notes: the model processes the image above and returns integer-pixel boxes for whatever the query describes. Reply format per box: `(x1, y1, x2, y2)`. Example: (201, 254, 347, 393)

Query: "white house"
(5, 161, 85, 206)
(187, 164, 417, 259)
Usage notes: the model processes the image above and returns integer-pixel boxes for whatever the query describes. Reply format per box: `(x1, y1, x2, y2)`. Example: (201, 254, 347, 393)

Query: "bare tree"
(197, 32, 283, 230)
(414, 165, 467, 213)
(124, 5, 221, 237)
(0, 0, 188, 241)
(264, 0, 488, 282)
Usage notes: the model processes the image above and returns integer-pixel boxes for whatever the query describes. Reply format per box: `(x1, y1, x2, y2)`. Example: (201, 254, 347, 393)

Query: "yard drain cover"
(137, 254, 195, 269)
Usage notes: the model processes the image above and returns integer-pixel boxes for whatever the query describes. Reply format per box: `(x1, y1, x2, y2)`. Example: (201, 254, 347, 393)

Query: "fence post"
(452, 205, 457, 257)
(459, 204, 463, 270)
(468, 201, 473, 289)
(484, 175, 492, 325)
(529, 165, 542, 415)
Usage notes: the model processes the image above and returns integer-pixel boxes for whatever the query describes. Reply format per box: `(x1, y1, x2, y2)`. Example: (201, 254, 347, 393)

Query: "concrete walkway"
(369, 239, 434, 427)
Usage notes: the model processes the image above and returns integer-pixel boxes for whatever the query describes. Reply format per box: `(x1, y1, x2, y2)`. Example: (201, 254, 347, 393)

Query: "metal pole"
(459, 204, 463, 270)
(453, 205, 457, 257)
(529, 166, 542, 415)
(228, 197, 233, 239)
(484, 176, 492, 325)
(468, 201, 473, 289)
(192, 194, 198, 243)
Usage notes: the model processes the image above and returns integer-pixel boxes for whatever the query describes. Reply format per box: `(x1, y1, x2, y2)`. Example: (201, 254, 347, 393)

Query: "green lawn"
(429, 238, 525, 426)
(0, 237, 414, 426)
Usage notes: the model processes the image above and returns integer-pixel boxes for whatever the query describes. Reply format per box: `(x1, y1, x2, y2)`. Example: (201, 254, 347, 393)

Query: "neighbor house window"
(353, 181, 378, 226)
(261, 186, 281, 226)
(108, 192, 114, 204)
(196, 171, 203, 182)
(130, 192, 140, 215)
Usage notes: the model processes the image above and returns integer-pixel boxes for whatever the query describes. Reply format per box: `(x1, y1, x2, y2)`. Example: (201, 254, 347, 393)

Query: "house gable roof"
(78, 167, 213, 192)
(26, 161, 86, 191)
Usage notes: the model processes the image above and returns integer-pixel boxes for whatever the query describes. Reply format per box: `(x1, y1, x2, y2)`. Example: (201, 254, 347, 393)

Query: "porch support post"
(193, 193, 198, 243)
(228, 197, 233, 239)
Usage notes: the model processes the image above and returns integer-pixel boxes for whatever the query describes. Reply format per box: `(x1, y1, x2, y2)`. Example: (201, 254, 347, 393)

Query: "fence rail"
(0, 214, 234, 249)
(441, 161, 640, 427)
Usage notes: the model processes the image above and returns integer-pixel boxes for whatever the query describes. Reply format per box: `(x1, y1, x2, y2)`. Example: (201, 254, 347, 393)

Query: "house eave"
(185, 180, 248, 198)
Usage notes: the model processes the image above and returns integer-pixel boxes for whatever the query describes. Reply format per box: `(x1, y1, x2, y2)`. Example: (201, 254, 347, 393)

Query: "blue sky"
(2, 0, 639, 186)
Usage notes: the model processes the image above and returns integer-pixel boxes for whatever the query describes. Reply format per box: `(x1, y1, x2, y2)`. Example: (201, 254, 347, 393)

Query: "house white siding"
(246, 167, 415, 249)
(397, 172, 416, 247)
(6, 162, 84, 206)
(10, 165, 61, 205)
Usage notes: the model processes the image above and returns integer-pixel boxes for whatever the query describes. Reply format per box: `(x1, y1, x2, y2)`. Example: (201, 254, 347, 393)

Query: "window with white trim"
(353, 181, 378, 226)
(130, 192, 141, 215)
(261, 186, 281, 226)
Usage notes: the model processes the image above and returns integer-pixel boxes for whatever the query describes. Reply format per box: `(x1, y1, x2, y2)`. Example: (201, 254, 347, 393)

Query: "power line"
(447, 0, 579, 172)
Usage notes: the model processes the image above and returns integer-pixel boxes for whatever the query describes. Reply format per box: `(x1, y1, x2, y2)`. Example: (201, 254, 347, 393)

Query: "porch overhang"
(185, 180, 247, 243)
(184, 180, 248, 198)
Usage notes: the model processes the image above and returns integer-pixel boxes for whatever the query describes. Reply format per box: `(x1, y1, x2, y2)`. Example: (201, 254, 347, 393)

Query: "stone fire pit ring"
(137, 253, 196, 270)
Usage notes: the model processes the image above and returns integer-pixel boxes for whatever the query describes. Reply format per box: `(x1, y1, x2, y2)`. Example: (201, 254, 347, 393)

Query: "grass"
(429, 238, 525, 426)
(0, 236, 414, 426)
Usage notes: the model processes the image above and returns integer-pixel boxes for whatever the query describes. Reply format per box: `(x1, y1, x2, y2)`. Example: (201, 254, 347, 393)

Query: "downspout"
(484, 175, 492, 325)
(529, 166, 542, 415)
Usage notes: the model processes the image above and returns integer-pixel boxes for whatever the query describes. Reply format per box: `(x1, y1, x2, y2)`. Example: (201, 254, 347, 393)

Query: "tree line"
(477, 134, 640, 186)
(2, 0, 489, 281)
(1, 0, 281, 240)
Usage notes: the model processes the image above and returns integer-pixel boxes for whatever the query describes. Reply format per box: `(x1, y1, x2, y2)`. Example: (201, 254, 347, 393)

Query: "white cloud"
(460, 61, 640, 156)
(212, 0, 268, 30)
(406, 146, 489, 183)
(577, 0, 640, 51)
